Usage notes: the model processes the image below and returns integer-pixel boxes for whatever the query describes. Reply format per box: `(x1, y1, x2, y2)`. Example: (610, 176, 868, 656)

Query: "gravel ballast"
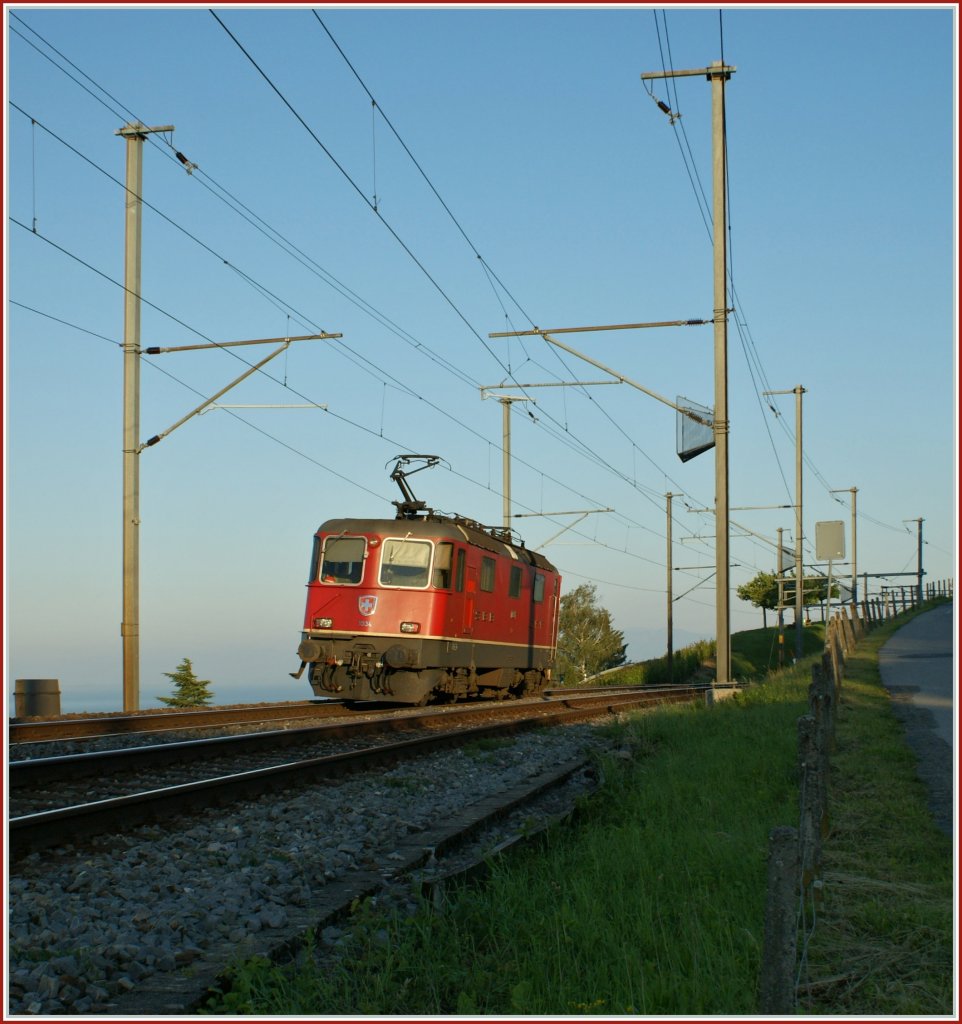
(8, 722, 611, 1016)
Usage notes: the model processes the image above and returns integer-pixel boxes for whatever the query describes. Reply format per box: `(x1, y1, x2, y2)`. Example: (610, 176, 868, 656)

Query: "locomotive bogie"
(296, 515, 560, 705)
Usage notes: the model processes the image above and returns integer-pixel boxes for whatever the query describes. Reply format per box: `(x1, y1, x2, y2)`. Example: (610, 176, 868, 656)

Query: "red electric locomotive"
(291, 456, 561, 704)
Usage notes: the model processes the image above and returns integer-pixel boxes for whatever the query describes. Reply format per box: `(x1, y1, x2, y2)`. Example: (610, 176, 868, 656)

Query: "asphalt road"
(878, 602, 955, 836)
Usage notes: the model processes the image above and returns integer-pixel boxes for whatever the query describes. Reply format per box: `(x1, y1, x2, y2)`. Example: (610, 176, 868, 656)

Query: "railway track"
(7, 685, 666, 746)
(9, 686, 705, 860)
(7, 699, 347, 745)
(9, 682, 706, 1016)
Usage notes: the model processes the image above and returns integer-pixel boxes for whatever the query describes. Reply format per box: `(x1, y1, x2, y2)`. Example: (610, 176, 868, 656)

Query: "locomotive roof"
(317, 515, 558, 573)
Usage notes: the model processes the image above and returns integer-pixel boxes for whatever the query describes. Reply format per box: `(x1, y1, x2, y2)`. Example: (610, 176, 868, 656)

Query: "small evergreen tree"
(157, 657, 214, 707)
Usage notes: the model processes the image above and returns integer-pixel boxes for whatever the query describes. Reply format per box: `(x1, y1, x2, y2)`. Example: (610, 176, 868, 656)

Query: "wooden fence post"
(847, 604, 863, 639)
(759, 826, 800, 1014)
(797, 715, 822, 878)
(843, 612, 853, 653)
(810, 663, 835, 755)
(827, 623, 842, 687)
(836, 616, 849, 664)
(809, 666, 833, 843)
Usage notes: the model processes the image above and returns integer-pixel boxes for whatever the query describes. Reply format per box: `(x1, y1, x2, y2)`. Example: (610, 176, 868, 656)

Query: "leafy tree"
(737, 570, 840, 626)
(797, 575, 841, 617)
(736, 571, 779, 627)
(157, 657, 214, 707)
(555, 583, 627, 684)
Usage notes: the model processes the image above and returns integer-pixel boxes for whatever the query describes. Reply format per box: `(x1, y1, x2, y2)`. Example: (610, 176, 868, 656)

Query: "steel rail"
(8, 701, 346, 744)
(9, 688, 704, 789)
(8, 683, 677, 744)
(9, 687, 704, 861)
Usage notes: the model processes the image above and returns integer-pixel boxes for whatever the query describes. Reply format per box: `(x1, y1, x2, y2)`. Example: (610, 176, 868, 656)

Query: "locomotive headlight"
(399, 621, 421, 634)
(313, 617, 333, 629)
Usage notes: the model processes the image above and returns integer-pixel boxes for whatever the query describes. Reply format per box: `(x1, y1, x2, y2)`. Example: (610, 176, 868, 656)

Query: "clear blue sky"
(5, 4, 957, 713)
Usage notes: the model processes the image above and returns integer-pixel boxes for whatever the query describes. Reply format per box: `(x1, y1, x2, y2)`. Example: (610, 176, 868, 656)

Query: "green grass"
(207, 663, 814, 1015)
(731, 621, 825, 676)
(204, 607, 953, 1015)
(797, 610, 953, 1015)
(595, 621, 826, 687)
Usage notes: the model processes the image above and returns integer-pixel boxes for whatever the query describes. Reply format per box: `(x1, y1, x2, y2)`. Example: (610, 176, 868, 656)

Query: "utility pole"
(830, 486, 858, 604)
(709, 61, 733, 686)
(904, 517, 924, 604)
(641, 61, 735, 687)
(117, 122, 340, 711)
(792, 386, 805, 659)
(776, 527, 786, 667)
(765, 386, 805, 661)
(666, 492, 674, 682)
(917, 518, 924, 605)
(117, 121, 173, 713)
(479, 392, 532, 532)
(500, 397, 512, 532)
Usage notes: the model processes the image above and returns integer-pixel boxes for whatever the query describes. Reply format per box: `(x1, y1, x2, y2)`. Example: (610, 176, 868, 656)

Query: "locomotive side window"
(480, 556, 496, 593)
(508, 565, 522, 598)
(320, 536, 366, 584)
(533, 572, 545, 603)
(433, 542, 453, 589)
(380, 538, 432, 588)
(454, 548, 466, 592)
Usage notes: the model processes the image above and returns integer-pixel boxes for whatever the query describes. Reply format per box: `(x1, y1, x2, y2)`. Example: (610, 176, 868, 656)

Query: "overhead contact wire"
(12, 14, 772, 572)
(210, 9, 512, 378)
(213, 11, 707, 542)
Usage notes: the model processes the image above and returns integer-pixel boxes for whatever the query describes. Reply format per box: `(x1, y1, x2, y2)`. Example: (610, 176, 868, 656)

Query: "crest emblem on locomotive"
(358, 595, 378, 616)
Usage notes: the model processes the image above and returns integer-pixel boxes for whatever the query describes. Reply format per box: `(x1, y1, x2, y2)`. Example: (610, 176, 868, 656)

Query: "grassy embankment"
(206, 606, 953, 1015)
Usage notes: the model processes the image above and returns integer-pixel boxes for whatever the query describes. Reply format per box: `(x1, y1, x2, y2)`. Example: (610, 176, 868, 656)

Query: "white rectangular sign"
(816, 520, 846, 560)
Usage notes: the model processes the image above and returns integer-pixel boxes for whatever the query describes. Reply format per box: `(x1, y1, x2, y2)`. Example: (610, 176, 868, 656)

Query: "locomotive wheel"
(511, 670, 546, 699)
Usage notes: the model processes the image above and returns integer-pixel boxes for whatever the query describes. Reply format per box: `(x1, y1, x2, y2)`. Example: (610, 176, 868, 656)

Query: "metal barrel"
(14, 679, 61, 718)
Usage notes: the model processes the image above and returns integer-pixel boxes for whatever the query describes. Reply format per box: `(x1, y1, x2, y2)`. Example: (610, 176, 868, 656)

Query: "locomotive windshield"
(379, 538, 432, 588)
(320, 536, 366, 584)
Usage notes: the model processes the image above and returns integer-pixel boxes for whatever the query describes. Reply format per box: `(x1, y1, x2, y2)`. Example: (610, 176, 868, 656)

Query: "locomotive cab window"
(320, 536, 366, 585)
(309, 536, 321, 582)
(433, 542, 453, 589)
(533, 572, 545, 603)
(508, 565, 522, 598)
(380, 538, 432, 588)
(480, 556, 496, 593)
